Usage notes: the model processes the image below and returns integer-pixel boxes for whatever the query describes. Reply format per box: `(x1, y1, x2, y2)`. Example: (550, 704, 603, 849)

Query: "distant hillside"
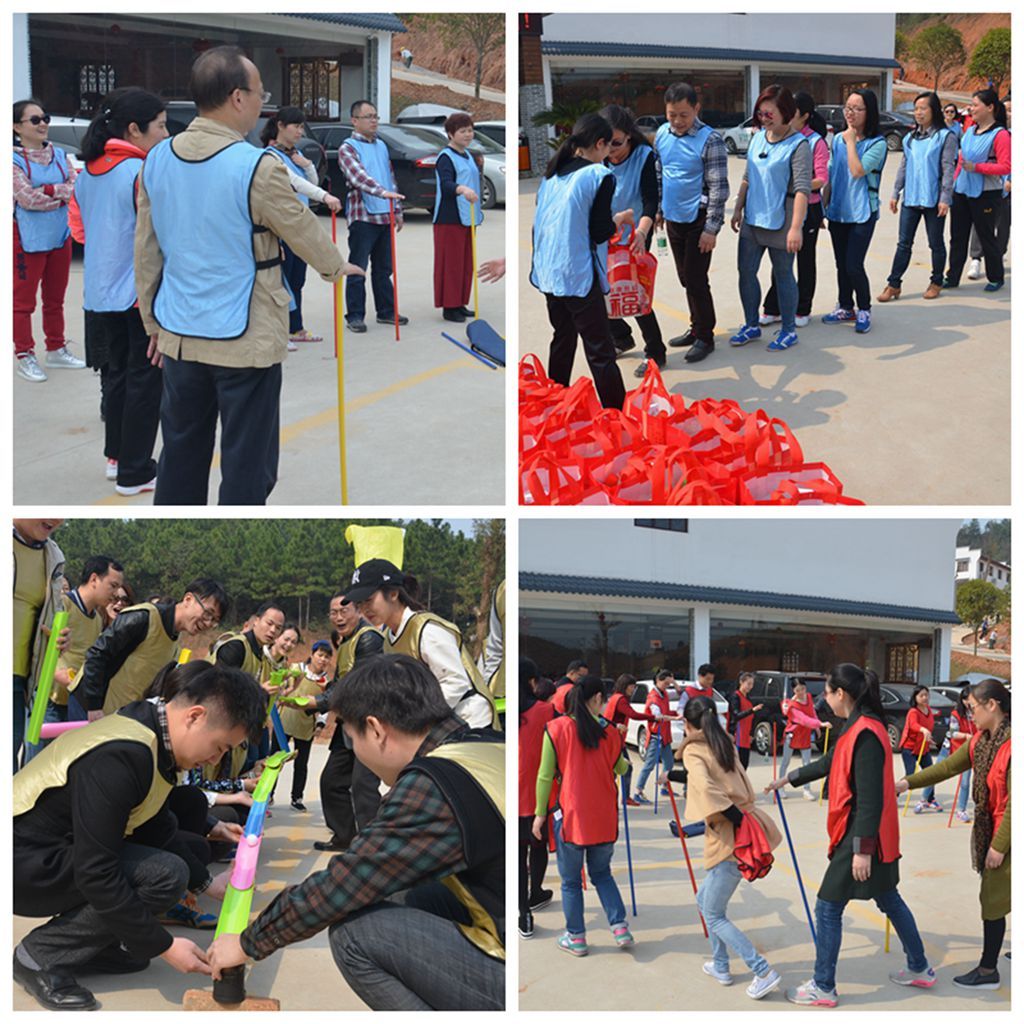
(898, 13, 1011, 92)
(392, 15, 505, 91)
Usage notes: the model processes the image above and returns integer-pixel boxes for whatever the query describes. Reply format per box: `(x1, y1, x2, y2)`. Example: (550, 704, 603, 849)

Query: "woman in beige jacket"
(683, 695, 783, 1000)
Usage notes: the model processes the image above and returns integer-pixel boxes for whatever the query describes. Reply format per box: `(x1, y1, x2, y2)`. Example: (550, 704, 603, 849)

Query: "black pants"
(828, 214, 878, 311)
(764, 202, 823, 317)
(286, 736, 313, 800)
(282, 243, 307, 334)
(518, 815, 549, 916)
(154, 357, 281, 505)
(609, 311, 666, 362)
(981, 916, 1006, 970)
(321, 736, 382, 846)
(86, 308, 162, 487)
(737, 745, 751, 769)
(545, 277, 625, 410)
(948, 191, 1005, 286)
(665, 210, 715, 341)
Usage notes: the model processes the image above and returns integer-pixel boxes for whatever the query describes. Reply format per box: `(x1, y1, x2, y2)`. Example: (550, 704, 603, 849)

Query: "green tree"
(411, 14, 504, 99)
(895, 30, 910, 63)
(955, 579, 1009, 654)
(532, 99, 602, 149)
(910, 23, 967, 91)
(957, 518, 983, 548)
(969, 28, 1011, 92)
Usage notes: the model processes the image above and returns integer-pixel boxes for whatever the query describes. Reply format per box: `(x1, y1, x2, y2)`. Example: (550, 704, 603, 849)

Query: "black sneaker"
(519, 911, 535, 938)
(442, 308, 466, 323)
(346, 318, 367, 333)
(458, 306, 475, 318)
(952, 966, 1000, 990)
(291, 799, 306, 811)
(529, 888, 554, 911)
(942, 277, 959, 289)
(13, 953, 97, 1011)
(634, 359, 665, 378)
(377, 314, 409, 326)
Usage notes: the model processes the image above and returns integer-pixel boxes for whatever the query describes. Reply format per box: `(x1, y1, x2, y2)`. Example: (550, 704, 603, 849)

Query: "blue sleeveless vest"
(954, 126, 1005, 198)
(826, 134, 886, 223)
(529, 162, 613, 298)
(265, 146, 310, 206)
(744, 130, 808, 230)
(608, 143, 652, 220)
(345, 136, 394, 215)
(74, 154, 143, 312)
(655, 122, 713, 223)
(433, 147, 482, 226)
(144, 137, 274, 340)
(13, 146, 71, 253)
(902, 127, 951, 208)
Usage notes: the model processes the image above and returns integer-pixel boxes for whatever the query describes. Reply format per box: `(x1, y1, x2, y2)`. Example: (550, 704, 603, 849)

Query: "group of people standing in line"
(13, 44, 493, 504)
(519, 657, 1010, 1006)
(529, 81, 1010, 411)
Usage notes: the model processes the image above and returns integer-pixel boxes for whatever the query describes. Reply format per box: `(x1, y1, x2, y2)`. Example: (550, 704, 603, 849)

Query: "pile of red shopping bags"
(519, 355, 863, 505)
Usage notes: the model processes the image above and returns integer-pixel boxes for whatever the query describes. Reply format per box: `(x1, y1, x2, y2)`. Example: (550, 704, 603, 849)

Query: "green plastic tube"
(26, 610, 69, 745)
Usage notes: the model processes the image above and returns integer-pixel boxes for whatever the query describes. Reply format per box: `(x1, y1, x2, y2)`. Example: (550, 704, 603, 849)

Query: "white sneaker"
(748, 969, 782, 1000)
(16, 354, 47, 382)
(759, 313, 782, 326)
(44, 345, 86, 369)
(803, 789, 816, 800)
(794, 315, 810, 327)
(967, 259, 982, 280)
(105, 459, 119, 481)
(287, 339, 299, 352)
(703, 960, 734, 986)
(115, 477, 157, 496)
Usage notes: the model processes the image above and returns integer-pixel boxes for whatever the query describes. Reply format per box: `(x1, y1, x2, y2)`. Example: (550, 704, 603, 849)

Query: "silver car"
(625, 681, 729, 756)
(417, 124, 505, 208)
(720, 117, 757, 155)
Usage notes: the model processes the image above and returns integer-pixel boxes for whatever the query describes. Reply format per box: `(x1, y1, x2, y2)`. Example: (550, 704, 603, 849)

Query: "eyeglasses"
(609, 137, 626, 147)
(756, 110, 774, 119)
(191, 592, 220, 628)
(20, 114, 50, 126)
(844, 105, 866, 115)
(353, 113, 380, 121)
(239, 87, 272, 104)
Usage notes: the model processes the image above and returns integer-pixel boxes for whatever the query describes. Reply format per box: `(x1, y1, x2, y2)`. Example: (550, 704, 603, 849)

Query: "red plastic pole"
(665, 784, 708, 937)
(388, 199, 400, 341)
(947, 773, 962, 829)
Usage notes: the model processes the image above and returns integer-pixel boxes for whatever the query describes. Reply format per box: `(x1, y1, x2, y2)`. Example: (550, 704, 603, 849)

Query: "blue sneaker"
(633, 791, 652, 805)
(854, 309, 871, 333)
(984, 280, 1004, 292)
(821, 306, 855, 324)
(767, 329, 798, 351)
(729, 324, 761, 346)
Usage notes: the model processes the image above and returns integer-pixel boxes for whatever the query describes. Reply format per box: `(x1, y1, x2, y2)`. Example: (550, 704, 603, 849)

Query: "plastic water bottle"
(655, 225, 668, 258)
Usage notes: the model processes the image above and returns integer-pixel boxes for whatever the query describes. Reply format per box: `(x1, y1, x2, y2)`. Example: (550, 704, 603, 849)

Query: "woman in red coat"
(603, 673, 656, 806)
(778, 681, 823, 799)
(899, 686, 940, 813)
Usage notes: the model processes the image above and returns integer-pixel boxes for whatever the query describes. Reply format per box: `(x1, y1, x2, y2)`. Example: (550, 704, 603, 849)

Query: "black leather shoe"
(442, 308, 466, 323)
(291, 799, 307, 811)
(346, 319, 367, 333)
(668, 329, 695, 349)
(377, 314, 409, 326)
(458, 306, 475, 317)
(79, 944, 150, 975)
(313, 839, 348, 852)
(634, 359, 666, 377)
(14, 954, 98, 1010)
(684, 338, 715, 363)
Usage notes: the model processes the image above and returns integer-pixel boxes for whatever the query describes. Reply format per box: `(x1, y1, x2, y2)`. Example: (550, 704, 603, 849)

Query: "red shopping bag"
(737, 463, 846, 505)
(623, 361, 686, 444)
(606, 232, 657, 319)
(519, 451, 586, 505)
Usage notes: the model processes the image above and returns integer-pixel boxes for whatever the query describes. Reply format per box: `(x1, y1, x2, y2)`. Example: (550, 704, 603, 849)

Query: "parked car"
(930, 683, 969, 706)
(815, 104, 912, 151)
(624, 681, 729, 756)
(45, 115, 90, 170)
(718, 671, 829, 756)
(414, 124, 505, 208)
(636, 114, 666, 141)
(720, 116, 757, 155)
(473, 120, 506, 147)
(882, 683, 953, 753)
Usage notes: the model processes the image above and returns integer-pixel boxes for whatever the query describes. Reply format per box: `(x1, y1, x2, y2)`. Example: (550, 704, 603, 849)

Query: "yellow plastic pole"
(902, 735, 927, 817)
(470, 201, 479, 319)
(884, 916, 891, 953)
(818, 724, 832, 805)
(336, 278, 348, 504)
(177, 649, 191, 664)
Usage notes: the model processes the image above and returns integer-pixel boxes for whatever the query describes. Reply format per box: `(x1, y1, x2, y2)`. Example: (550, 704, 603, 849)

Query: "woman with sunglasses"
(943, 103, 964, 141)
(13, 99, 86, 382)
(729, 84, 810, 352)
(601, 104, 666, 377)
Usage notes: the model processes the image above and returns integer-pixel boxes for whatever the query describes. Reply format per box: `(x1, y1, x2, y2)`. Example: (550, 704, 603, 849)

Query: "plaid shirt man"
(655, 117, 729, 235)
(338, 132, 404, 227)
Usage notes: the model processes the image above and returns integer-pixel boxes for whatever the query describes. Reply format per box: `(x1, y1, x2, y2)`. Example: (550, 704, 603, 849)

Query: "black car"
(309, 122, 477, 213)
(882, 683, 953, 753)
(815, 104, 912, 151)
(719, 671, 828, 756)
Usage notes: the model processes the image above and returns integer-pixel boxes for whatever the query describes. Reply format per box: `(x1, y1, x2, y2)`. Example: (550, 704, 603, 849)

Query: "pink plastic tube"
(39, 720, 89, 739)
(229, 833, 261, 889)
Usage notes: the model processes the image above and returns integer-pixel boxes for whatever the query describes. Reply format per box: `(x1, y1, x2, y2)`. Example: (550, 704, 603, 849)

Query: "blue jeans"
(935, 749, 971, 812)
(553, 815, 626, 936)
(888, 204, 946, 287)
(21, 699, 70, 765)
(738, 235, 797, 333)
(14, 674, 27, 772)
(902, 749, 935, 803)
(814, 888, 928, 991)
(697, 859, 771, 975)
(345, 220, 395, 322)
(282, 243, 308, 334)
(635, 733, 674, 794)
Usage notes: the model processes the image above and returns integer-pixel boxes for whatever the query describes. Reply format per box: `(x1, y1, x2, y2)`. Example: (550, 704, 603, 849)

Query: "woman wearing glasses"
(821, 89, 888, 335)
(13, 99, 86, 382)
(729, 85, 810, 352)
(943, 103, 964, 141)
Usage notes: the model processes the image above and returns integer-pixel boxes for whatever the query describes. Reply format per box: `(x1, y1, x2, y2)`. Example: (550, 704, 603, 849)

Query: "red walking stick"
(665, 781, 708, 937)
(947, 774, 962, 828)
(388, 199, 400, 341)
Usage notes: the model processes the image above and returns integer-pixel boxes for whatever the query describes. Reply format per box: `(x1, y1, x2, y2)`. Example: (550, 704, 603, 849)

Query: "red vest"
(899, 706, 934, 754)
(783, 694, 816, 749)
(734, 692, 754, 748)
(546, 714, 621, 846)
(949, 709, 977, 755)
(645, 687, 673, 744)
(969, 732, 1011, 838)
(519, 700, 557, 816)
(826, 715, 900, 862)
(686, 684, 714, 701)
(602, 692, 630, 727)
(552, 682, 574, 715)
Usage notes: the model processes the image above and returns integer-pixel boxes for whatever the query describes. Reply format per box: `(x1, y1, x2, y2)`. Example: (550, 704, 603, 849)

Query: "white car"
(624, 681, 729, 756)
(473, 120, 505, 148)
(720, 117, 757, 155)
(45, 115, 90, 171)
(416, 124, 505, 208)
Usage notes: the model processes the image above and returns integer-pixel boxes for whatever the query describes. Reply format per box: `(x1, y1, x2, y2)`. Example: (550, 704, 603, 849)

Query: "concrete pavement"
(519, 751, 1010, 1011)
(518, 159, 1010, 504)
(14, 208, 505, 506)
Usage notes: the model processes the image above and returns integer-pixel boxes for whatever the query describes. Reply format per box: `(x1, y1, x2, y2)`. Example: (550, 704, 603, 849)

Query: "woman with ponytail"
(603, 673, 657, 806)
(529, 113, 630, 409)
(533, 674, 633, 956)
(73, 88, 167, 494)
(682, 696, 783, 999)
(897, 679, 1010, 991)
(765, 664, 934, 1006)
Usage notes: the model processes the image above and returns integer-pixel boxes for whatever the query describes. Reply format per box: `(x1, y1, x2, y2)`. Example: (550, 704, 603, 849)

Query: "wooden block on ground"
(183, 989, 280, 1011)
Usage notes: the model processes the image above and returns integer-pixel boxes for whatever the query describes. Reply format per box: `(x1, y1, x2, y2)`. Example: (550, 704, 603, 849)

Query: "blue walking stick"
(620, 775, 638, 916)
(774, 788, 816, 944)
(653, 732, 662, 815)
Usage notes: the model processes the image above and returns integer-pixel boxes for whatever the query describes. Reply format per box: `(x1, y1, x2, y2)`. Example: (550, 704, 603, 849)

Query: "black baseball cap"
(344, 559, 406, 604)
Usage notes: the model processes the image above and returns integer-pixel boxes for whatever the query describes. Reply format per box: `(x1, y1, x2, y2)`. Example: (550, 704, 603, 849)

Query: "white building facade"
(520, 519, 959, 685)
(955, 547, 1011, 591)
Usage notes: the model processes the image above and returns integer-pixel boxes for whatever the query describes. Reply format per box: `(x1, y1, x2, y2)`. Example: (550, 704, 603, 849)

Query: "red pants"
(433, 222, 473, 309)
(13, 227, 72, 355)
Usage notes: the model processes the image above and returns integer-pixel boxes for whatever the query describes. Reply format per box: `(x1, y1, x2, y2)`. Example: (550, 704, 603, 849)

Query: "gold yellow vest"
(277, 664, 326, 741)
(104, 604, 178, 715)
(14, 714, 172, 835)
(52, 592, 103, 707)
(487, 580, 505, 699)
(424, 740, 505, 960)
(201, 741, 250, 783)
(13, 540, 48, 678)
(209, 631, 269, 683)
(334, 623, 382, 680)
(386, 611, 500, 730)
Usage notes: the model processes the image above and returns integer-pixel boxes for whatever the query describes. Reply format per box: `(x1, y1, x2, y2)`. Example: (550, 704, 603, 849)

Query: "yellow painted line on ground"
(92, 357, 474, 505)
